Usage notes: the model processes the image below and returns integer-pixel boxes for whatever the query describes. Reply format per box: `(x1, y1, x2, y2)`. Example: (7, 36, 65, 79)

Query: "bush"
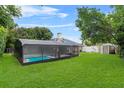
(0, 26, 7, 56)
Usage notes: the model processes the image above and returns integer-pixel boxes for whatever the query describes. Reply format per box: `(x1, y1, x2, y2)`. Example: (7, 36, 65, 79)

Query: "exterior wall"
(59, 46, 80, 58)
(23, 45, 42, 59)
(82, 44, 118, 54)
(14, 40, 23, 63)
(73, 46, 80, 55)
(21, 44, 80, 64)
(22, 45, 58, 63)
(100, 44, 118, 54)
(103, 46, 109, 54)
(82, 46, 99, 53)
(42, 45, 57, 58)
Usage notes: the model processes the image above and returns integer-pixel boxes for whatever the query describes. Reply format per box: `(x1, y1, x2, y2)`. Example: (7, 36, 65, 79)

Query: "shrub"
(0, 26, 7, 56)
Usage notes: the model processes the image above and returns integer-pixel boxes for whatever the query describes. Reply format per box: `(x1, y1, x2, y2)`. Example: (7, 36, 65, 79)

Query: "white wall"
(82, 44, 118, 54)
(82, 46, 99, 53)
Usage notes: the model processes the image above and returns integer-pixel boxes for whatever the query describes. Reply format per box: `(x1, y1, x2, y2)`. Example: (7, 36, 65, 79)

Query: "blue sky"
(14, 5, 112, 43)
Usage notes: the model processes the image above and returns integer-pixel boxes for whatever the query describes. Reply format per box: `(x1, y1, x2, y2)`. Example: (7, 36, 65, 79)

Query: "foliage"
(6, 27, 53, 48)
(84, 39, 93, 46)
(76, 6, 124, 57)
(0, 53, 124, 87)
(0, 5, 21, 29)
(33, 27, 53, 40)
(76, 7, 113, 45)
(0, 5, 21, 51)
(0, 26, 7, 55)
(108, 6, 124, 57)
(6, 29, 17, 48)
(16, 27, 53, 40)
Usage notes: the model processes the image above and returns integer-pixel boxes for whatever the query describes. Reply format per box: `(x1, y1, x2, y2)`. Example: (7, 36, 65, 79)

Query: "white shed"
(99, 43, 118, 54)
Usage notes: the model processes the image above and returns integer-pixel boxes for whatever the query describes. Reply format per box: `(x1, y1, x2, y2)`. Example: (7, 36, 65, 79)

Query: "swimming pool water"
(25, 56, 49, 62)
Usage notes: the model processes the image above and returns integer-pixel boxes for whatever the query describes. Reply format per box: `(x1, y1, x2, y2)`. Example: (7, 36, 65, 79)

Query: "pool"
(24, 56, 50, 63)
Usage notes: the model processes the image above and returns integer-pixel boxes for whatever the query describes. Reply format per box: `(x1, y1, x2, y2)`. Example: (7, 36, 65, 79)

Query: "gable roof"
(19, 38, 82, 46)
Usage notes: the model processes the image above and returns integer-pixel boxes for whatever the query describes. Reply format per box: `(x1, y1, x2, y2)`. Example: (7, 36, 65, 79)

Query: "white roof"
(102, 43, 115, 46)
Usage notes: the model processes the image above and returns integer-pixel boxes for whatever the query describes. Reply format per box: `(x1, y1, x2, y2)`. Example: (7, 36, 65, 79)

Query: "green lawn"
(0, 53, 124, 88)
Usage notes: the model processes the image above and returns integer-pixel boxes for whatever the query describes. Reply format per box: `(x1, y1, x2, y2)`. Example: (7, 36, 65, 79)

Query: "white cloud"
(21, 6, 69, 18)
(57, 13, 69, 18)
(73, 27, 79, 31)
(19, 23, 74, 28)
(40, 6, 58, 14)
(63, 35, 81, 43)
(21, 6, 40, 17)
(46, 23, 74, 28)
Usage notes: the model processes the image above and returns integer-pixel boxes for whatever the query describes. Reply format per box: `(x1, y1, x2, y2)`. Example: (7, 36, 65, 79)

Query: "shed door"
(109, 46, 115, 54)
(103, 46, 109, 54)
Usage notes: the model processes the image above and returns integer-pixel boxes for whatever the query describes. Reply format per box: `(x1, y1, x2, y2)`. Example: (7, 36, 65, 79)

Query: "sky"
(14, 5, 112, 43)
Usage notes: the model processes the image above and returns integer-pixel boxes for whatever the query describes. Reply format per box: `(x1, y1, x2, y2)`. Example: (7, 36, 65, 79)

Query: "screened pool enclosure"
(14, 39, 81, 64)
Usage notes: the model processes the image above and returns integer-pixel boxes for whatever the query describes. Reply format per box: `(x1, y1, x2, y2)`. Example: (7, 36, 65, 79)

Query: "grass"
(0, 53, 124, 88)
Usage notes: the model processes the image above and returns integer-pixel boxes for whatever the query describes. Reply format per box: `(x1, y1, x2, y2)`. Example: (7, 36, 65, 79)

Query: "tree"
(6, 27, 53, 49)
(76, 7, 113, 45)
(0, 5, 21, 52)
(6, 29, 17, 49)
(76, 6, 124, 57)
(0, 26, 7, 56)
(0, 5, 21, 29)
(108, 6, 124, 57)
(32, 27, 53, 40)
(16, 27, 53, 40)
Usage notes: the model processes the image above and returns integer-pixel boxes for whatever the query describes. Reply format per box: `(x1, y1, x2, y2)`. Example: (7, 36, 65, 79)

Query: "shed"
(99, 43, 118, 54)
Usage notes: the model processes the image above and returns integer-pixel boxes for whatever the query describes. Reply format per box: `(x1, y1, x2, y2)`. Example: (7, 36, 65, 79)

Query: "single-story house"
(14, 38, 82, 64)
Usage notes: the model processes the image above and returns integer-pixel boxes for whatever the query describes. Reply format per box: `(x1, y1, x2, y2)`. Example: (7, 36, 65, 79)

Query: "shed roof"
(102, 43, 117, 46)
(19, 39, 81, 46)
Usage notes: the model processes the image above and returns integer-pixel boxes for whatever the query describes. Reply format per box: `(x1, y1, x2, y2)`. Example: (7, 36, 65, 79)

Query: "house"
(14, 37, 82, 64)
(82, 43, 118, 54)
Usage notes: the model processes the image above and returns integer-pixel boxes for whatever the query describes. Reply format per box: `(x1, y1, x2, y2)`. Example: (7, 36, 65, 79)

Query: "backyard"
(0, 53, 124, 88)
